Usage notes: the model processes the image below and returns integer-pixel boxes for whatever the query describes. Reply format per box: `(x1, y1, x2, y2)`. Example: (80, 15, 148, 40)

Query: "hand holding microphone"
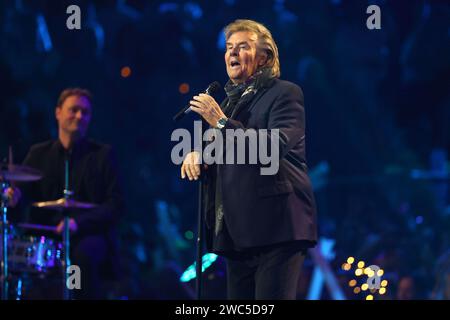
(175, 81, 225, 181)
(188, 92, 228, 128)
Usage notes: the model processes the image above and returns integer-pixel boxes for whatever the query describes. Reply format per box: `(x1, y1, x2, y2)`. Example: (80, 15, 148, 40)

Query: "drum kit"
(1, 161, 97, 300)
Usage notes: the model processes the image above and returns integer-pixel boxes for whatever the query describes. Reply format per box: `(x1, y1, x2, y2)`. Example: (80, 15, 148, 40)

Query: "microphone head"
(206, 81, 221, 95)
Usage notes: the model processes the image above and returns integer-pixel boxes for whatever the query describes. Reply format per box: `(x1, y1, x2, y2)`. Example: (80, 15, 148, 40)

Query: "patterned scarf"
(222, 67, 273, 117)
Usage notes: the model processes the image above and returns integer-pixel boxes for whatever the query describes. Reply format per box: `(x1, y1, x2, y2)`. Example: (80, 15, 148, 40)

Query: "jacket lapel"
(230, 85, 269, 120)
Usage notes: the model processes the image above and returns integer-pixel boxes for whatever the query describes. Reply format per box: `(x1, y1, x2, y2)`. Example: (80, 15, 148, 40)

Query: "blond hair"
(224, 19, 280, 78)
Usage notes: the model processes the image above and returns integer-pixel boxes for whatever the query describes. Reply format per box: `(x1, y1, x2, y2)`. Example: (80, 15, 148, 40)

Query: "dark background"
(0, 0, 449, 300)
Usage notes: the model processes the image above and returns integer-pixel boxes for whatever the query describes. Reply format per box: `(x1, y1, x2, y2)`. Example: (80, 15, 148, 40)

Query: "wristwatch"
(216, 117, 228, 129)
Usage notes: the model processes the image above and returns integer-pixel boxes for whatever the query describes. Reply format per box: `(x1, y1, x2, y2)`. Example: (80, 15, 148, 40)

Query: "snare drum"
(1, 233, 63, 274)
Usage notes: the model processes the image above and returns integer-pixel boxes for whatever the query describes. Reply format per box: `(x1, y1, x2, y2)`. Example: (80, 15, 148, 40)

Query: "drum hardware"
(32, 157, 97, 300)
(1, 157, 43, 300)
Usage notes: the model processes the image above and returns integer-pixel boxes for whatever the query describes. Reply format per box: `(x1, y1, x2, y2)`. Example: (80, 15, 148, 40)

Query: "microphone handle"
(173, 89, 209, 121)
(173, 104, 191, 121)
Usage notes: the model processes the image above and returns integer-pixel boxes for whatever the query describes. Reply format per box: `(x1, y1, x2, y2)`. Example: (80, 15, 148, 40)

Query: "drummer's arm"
(1, 146, 39, 210)
(21, 146, 40, 200)
(17, 146, 45, 220)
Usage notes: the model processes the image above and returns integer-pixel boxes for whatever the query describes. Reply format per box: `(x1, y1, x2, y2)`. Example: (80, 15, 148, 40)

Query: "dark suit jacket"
(204, 78, 317, 251)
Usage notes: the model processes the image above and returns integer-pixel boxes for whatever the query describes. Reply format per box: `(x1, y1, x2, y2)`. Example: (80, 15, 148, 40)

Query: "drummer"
(6, 87, 125, 299)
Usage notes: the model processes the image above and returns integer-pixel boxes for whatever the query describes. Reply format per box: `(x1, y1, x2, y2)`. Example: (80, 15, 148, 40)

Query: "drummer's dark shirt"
(17, 138, 124, 238)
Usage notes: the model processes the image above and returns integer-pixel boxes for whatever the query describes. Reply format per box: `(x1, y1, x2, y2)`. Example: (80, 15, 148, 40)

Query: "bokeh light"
(179, 83, 190, 94)
(121, 66, 131, 78)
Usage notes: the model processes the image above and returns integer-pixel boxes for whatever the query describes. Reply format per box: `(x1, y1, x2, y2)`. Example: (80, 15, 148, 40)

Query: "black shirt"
(18, 138, 124, 237)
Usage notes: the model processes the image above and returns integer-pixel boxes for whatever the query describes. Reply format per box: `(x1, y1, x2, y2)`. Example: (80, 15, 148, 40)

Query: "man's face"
(225, 31, 267, 84)
(55, 95, 92, 138)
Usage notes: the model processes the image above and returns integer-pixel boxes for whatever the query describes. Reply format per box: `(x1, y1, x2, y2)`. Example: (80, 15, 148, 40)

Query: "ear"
(55, 106, 61, 121)
(258, 51, 268, 67)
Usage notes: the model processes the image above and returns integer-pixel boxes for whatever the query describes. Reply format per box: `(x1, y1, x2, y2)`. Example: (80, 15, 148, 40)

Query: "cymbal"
(17, 223, 57, 232)
(33, 198, 98, 210)
(0, 164, 43, 182)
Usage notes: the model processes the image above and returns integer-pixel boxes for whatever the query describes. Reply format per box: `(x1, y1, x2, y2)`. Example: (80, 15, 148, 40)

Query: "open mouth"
(230, 61, 240, 68)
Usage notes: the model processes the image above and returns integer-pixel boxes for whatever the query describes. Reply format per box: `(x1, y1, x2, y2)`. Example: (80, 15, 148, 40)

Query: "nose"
(75, 110, 84, 120)
(230, 45, 239, 56)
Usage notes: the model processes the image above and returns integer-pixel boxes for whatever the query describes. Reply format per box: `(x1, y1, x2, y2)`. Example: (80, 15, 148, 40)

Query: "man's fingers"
(188, 165, 199, 179)
(181, 152, 201, 181)
(183, 161, 193, 180)
(190, 100, 203, 108)
(187, 165, 196, 180)
(189, 106, 203, 115)
(188, 166, 195, 180)
(199, 93, 213, 103)
(181, 163, 186, 179)
(186, 165, 192, 180)
(199, 94, 218, 109)
(187, 164, 200, 180)
(193, 95, 208, 102)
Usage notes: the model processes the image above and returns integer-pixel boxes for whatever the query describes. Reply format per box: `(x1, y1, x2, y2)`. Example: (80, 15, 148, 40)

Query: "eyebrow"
(226, 41, 251, 47)
(69, 105, 91, 111)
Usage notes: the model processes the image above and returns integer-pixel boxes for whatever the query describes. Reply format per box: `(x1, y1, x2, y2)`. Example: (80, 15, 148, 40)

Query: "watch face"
(217, 118, 227, 128)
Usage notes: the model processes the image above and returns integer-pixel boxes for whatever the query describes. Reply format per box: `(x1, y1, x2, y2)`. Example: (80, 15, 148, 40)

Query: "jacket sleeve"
(220, 83, 305, 170)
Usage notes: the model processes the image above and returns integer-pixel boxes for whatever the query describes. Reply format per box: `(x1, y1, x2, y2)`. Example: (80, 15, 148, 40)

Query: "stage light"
(347, 257, 355, 264)
(357, 261, 365, 268)
(36, 14, 53, 52)
(364, 268, 369, 275)
(377, 269, 384, 277)
(353, 287, 361, 294)
(355, 268, 363, 276)
(379, 288, 386, 295)
(342, 263, 351, 271)
(415, 216, 423, 224)
(381, 280, 388, 287)
(179, 83, 190, 94)
(180, 253, 218, 282)
(349, 279, 357, 287)
(361, 283, 368, 291)
(364, 266, 375, 277)
(121, 66, 131, 78)
(184, 230, 194, 240)
(366, 295, 374, 300)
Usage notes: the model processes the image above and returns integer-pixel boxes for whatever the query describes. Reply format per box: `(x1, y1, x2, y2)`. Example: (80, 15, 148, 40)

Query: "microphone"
(173, 81, 221, 121)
